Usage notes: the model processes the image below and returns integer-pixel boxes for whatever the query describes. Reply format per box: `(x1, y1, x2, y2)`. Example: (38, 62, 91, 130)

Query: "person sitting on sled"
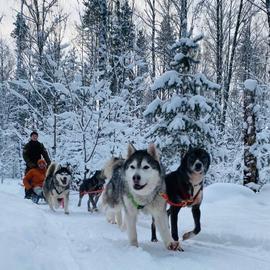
(23, 159, 47, 202)
(23, 131, 51, 173)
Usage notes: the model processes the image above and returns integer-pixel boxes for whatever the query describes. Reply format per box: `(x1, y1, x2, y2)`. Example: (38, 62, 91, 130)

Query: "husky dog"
(78, 170, 106, 212)
(102, 157, 125, 226)
(43, 163, 72, 214)
(103, 144, 179, 251)
(151, 148, 210, 244)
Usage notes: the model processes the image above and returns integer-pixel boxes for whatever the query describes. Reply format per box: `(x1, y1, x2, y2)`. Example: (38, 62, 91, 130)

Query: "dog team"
(22, 131, 211, 251)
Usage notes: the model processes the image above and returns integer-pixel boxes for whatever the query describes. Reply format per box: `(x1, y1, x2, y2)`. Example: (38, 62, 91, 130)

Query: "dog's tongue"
(134, 183, 146, 190)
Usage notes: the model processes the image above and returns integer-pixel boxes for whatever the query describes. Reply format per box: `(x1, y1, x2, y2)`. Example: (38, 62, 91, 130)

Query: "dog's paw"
(151, 238, 158, 242)
(167, 241, 183, 251)
(183, 231, 195, 241)
(108, 219, 116, 224)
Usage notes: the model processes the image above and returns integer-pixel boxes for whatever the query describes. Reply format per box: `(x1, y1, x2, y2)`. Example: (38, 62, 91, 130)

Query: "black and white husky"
(102, 144, 179, 251)
(43, 163, 72, 215)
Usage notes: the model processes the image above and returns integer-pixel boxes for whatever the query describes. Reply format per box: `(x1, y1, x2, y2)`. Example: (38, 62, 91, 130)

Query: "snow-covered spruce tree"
(135, 30, 149, 77)
(102, 0, 146, 154)
(108, 0, 135, 95)
(82, 0, 108, 82)
(156, 1, 175, 73)
(11, 11, 29, 80)
(144, 34, 220, 168)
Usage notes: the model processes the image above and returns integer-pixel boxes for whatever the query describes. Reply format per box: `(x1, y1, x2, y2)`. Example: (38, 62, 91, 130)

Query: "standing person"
(23, 131, 51, 173)
(23, 159, 47, 202)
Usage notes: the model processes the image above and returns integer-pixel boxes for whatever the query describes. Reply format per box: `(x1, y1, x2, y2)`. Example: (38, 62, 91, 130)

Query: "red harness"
(160, 184, 203, 207)
(80, 188, 104, 196)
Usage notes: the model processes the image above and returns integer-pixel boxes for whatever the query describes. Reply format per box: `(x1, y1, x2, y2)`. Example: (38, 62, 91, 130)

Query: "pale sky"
(0, 0, 144, 45)
(0, 0, 81, 44)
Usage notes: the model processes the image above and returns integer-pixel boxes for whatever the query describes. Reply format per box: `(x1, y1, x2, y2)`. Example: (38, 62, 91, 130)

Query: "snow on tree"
(144, 34, 220, 167)
(243, 79, 258, 189)
(11, 11, 29, 80)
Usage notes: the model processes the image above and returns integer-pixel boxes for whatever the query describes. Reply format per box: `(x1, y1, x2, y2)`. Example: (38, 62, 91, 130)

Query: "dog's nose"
(195, 163, 202, 171)
(133, 174, 141, 184)
(63, 177, 67, 181)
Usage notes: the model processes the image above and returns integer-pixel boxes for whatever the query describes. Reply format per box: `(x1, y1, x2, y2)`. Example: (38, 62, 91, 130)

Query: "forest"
(0, 0, 269, 189)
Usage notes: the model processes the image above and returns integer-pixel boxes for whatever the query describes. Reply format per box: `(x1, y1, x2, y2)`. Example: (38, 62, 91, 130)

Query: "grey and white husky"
(102, 144, 179, 251)
(43, 163, 72, 214)
(102, 157, 125, 226)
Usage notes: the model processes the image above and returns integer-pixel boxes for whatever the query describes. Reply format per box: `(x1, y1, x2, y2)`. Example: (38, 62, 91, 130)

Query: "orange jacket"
(23, 167, 46, 190)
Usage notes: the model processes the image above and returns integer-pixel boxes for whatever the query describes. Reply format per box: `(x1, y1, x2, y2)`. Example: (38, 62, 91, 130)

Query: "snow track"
(0, 181, 270, 270)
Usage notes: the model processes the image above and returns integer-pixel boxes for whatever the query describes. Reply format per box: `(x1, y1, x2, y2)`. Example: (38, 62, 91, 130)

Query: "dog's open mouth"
(61, 179, 67, 185)
(133, 183, 147, 190)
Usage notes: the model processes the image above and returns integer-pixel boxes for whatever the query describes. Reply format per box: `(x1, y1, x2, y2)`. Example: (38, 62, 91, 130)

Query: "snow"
(244, 79, 257, 92)
(0, 181, 270, 270)
(144, 97, 163, 116)
(188, 95, 212, 112)
(194, 73, 221, 90)
(151, 70, 181, 91)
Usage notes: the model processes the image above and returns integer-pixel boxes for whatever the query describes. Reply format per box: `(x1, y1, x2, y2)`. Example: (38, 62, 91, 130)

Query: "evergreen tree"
(156, 5, 175, 73)
(144, 35, 220, 167)
(11, 12, 29, 80)
(83, 0, 108, 80)
(109, 0, 135, 95)
(135, 30, 149, 76)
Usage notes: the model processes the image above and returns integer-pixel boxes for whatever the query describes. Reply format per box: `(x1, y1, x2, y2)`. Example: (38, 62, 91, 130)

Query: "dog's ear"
(57, 164, 62, 171)
(127, 143, 136, 158)
(147, 143, 160, 162)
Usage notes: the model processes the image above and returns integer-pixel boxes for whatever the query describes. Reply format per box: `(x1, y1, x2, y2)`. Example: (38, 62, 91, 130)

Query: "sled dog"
(102, 157, 125, 227)
(78, 170, 106, 212)
(103, 144, 179, 251)
(152, 148, 210, 243)
(43, 163, 72, 214)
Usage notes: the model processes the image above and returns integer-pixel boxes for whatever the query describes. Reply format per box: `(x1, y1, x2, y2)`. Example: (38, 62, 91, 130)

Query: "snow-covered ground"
(0, 180, 270, 270)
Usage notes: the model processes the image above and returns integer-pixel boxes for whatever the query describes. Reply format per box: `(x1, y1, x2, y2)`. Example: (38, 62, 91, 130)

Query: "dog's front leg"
(153, 210, 182, 251)
(89, 194, 97, 211)
(93, 194, 101, 210)
(151, 217, 158, 242)
(170, 206, 181, 241)
(78, 194, 83, 207)
(64, 194, 70, 215)
(87, 195, 92, 212)
(124, 209, 138, 247)
(183, 204, 201, 240)
(48, 197, 55, 212)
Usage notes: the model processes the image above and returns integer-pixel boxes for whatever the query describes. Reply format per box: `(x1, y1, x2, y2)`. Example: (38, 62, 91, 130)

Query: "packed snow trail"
(0, 181, 270, 270)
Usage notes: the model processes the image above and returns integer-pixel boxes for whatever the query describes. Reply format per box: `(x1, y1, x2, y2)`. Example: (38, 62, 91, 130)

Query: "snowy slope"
(0, 181, 270, 270)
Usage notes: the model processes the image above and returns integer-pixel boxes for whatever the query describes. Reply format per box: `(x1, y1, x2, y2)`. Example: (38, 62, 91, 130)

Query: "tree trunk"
(222, 0, 244, 129)
(180, 0, 187, 38)
(243, 79, 258, 186)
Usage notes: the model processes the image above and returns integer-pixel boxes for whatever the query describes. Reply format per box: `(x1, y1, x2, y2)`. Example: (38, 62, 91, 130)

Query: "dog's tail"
(103, 157, 124, 179)
(45, 162, 58, 178)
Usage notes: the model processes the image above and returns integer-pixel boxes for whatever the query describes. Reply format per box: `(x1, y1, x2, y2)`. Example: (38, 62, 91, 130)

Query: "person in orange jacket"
(23, 159, 47, 200)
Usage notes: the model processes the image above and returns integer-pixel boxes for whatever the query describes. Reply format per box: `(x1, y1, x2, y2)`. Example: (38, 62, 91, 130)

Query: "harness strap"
(80, 189, 104, 196)
(127, 192, 145, 210)
(160, 183, 203, 207)
(51, 179, 70, 195)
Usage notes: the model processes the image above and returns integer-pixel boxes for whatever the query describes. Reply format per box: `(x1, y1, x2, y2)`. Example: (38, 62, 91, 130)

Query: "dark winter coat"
(23, 140, 51, 171)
